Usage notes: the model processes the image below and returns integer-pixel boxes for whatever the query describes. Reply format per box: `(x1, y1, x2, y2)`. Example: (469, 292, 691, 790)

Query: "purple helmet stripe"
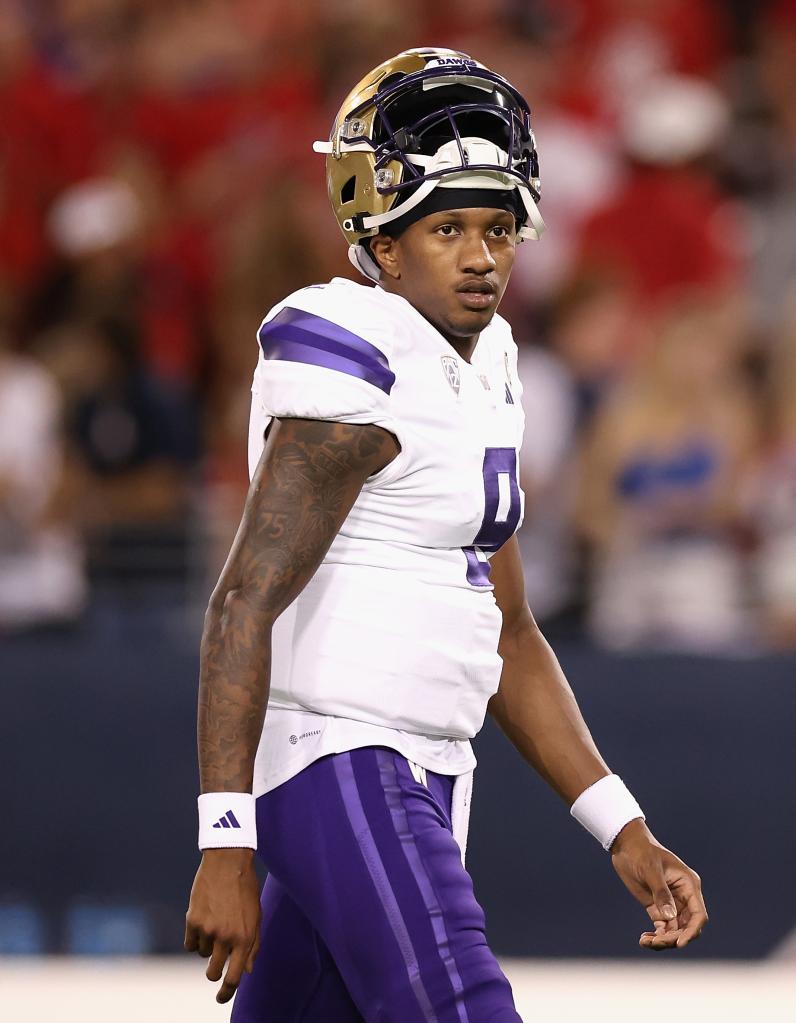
(259, 307, 395, 394)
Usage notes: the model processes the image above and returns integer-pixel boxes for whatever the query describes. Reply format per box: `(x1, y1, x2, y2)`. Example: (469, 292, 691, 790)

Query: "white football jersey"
(247, 276, 525, 792)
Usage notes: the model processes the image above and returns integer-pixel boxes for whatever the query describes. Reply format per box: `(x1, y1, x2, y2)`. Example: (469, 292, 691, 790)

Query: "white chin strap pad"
(348, 242, 383, 283)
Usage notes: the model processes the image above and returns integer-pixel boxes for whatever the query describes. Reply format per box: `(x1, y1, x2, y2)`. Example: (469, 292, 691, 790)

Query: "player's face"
(376, 207, 518, 348)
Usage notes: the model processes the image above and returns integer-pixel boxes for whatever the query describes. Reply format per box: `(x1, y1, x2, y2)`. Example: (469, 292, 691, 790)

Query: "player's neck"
(412, 304, 479, 361)
(418, 308, 480, 363)
(443, 335, 479, 363)
(381, 283, 480, 362)
(419, 312, 480, 362)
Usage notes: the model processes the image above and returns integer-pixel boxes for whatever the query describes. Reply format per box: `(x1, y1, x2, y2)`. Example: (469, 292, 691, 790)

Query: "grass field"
(2, 958, 794, 1022)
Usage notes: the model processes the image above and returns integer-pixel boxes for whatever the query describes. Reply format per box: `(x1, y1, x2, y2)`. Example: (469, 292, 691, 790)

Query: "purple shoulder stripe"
(258, 306, 395, 395)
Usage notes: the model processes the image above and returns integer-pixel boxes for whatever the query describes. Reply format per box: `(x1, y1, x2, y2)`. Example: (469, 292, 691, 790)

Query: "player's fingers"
(639, 921, 664, 944)
(646, 902, 677, 926)
(197, 931, 215, 958)
(640, 937, 677, 951)
(640, 927, 680, 951)
(645, 866, 677, 924)
(205, 940, 230, 982)
(246, 927, 261, 974)
(676, 890, 709, 947)
(676, 926, 702, 948)
(217, 944, 249, 1004)
(184, 920, 199, 952)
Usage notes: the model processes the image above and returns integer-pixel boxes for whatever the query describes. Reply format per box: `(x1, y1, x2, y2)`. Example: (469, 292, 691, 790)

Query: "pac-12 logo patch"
(441, 355, 461, 395)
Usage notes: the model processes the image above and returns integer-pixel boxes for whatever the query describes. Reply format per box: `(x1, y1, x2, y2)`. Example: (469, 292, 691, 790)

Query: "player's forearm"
(197, 591, 274, 793)
(489, 613, 609, 804)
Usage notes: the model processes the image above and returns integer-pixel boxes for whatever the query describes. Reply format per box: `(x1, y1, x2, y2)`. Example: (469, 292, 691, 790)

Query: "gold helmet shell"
(313, 47, 544, 279)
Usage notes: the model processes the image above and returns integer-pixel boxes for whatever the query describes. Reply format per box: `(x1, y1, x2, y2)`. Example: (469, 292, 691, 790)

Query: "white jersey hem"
(253, 705, 477, 798)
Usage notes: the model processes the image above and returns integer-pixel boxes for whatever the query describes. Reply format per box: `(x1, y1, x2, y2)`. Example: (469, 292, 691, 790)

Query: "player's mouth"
(455, 281, 497, 310)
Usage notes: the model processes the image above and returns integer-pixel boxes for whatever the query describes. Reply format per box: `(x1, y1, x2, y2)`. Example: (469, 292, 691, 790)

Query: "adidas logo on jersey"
(212, 810, 242, 829)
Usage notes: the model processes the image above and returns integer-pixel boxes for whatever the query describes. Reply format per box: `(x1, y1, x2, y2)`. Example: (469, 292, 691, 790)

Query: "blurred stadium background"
(1, 0, 795, 1018)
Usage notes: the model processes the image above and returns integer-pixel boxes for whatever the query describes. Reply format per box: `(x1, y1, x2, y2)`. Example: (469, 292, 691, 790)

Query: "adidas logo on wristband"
(198, 792, 257, 850)
(212, 811, 242, 829)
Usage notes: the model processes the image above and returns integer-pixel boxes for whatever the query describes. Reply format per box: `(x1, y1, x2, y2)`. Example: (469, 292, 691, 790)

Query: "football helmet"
(314, 47, 544, 281)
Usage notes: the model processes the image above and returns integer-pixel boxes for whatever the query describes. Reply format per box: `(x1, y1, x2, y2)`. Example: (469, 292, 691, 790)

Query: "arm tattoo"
(197, 417, 398, 793)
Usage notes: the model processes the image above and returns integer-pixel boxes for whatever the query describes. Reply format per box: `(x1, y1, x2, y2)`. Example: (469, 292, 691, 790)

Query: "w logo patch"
(212, 810, 242, 829)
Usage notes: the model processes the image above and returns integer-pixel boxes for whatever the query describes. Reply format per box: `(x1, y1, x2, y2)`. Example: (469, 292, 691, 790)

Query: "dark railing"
(2, 584, 794, 958)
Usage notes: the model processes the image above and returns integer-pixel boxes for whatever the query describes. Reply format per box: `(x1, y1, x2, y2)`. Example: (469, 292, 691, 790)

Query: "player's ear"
(369, 234, 400, 280)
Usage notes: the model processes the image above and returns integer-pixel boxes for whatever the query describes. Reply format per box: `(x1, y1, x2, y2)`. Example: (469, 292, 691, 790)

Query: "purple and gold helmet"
(314, 47, 544, 280)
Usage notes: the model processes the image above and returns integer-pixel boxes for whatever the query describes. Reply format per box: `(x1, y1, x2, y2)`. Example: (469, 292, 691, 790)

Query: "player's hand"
(610, 819, 708, 951)
(184, 848, 262, 1003)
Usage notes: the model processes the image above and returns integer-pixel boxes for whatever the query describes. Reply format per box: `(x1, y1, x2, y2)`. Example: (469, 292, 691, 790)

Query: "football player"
(185, 49, 708, 1021)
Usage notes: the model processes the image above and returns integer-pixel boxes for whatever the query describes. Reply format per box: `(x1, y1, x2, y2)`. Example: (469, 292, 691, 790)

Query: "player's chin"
(447, 304, 497, 334)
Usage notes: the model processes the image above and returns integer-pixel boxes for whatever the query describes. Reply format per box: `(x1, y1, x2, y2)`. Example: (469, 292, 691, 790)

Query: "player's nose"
(458, 233, 497, 275)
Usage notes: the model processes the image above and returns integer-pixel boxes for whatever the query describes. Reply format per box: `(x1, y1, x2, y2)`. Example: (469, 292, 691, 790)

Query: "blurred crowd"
(2, 0, 796, 652)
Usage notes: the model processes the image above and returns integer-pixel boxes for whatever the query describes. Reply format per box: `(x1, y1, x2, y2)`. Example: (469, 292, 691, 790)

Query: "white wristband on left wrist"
(198, 792, 257, 850)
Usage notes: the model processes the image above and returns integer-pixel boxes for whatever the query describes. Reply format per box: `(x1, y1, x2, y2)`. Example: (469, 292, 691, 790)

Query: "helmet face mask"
(313, 48, 544, 281)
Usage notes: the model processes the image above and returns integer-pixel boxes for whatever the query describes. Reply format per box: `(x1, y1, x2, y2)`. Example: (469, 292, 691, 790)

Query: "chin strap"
(348, 242, 382, 283)
(516, 186, 546, 241)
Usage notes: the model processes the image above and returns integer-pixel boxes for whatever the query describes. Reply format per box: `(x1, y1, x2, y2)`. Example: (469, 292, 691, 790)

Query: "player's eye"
(436, 224, 459, 236)
(489, 225, 511, 238)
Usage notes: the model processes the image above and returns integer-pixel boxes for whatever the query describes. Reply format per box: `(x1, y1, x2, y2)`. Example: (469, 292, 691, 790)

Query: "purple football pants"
(231, 747, 522, 1022)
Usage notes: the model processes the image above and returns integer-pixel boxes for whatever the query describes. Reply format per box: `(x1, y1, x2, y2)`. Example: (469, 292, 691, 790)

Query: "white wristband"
(570, 775, 645, 851)
(198, 792, 257, 850)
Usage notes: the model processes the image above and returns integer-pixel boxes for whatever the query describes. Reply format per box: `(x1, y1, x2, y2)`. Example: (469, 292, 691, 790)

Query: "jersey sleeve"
(252, 285, 396, 433)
